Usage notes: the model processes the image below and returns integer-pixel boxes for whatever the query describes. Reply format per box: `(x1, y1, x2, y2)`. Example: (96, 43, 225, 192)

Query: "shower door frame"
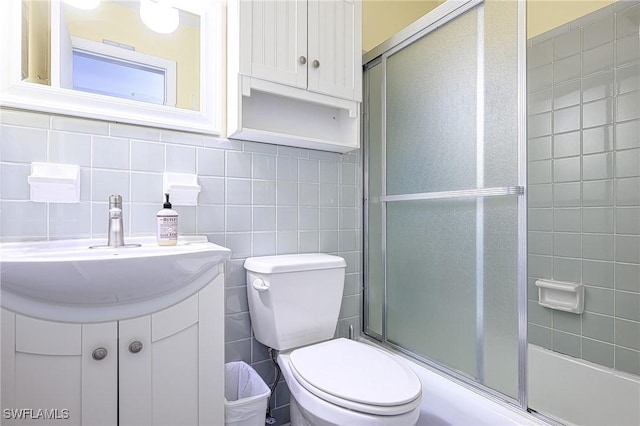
(362, 0, 530, 412)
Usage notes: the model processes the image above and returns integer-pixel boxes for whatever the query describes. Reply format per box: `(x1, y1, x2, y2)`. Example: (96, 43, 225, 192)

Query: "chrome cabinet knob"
(312, 59, 320, 68)
(128, 341, 143, 354)
(299, 56, 307, 65)
(92, 347, 108, 361)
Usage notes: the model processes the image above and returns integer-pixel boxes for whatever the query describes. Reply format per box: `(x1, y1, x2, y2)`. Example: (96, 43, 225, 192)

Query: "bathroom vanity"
(0, 237, 230, 426)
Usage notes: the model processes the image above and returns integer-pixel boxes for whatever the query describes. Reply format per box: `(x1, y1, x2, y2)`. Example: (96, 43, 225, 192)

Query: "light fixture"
(63, 0, 101, 10)
(140, 0, 180, 34)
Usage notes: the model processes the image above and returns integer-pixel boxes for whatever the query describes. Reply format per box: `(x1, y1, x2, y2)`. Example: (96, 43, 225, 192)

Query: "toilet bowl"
(244, 254, 423, 426)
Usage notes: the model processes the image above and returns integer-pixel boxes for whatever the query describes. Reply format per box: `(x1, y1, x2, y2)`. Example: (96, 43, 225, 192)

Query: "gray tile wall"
(0, 108, 363, 425)
(527, 2, 640, 376)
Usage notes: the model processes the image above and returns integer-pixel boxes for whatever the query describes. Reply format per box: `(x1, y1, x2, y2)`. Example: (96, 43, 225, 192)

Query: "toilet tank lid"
(244, 253, 346, 274)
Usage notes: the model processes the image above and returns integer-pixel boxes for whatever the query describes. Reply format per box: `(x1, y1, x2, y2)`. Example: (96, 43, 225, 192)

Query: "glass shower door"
(364, 0, 526, 403)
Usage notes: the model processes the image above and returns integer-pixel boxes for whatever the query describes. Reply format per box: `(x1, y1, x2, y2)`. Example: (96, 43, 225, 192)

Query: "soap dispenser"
(157, 193, 178, 246)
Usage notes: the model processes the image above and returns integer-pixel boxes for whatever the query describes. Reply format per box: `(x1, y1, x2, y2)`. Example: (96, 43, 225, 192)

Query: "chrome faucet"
(107, 194, 125, 247)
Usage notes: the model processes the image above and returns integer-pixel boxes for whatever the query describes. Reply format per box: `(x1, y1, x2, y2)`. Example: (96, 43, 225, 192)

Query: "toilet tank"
(244, 254, 346, 351)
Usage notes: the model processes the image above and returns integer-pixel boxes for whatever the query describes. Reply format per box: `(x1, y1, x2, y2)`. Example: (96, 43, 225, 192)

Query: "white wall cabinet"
(1, 273, 224, 426)
(227, 0, 362, 153)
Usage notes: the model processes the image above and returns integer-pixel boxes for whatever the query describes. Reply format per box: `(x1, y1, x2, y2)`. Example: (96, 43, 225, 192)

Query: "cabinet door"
(307, 0, 362, 101)
(242, 0, 307, 89)
(3, 312, 117, 426)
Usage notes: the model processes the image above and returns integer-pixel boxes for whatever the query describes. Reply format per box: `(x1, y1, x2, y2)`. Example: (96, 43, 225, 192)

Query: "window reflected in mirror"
(21, 0, 201, 111)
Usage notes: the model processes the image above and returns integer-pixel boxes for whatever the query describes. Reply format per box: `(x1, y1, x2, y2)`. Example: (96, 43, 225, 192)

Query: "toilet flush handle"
(252, 278, 270, 292)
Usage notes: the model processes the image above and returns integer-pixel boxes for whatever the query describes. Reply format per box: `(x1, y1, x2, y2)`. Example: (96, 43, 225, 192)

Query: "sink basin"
(0, 236, 231, 322)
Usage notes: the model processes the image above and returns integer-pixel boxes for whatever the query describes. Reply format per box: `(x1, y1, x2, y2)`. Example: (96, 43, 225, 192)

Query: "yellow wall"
(362, 0, 444, 52)
(64, 2, 200, 110)
(527, 0, 617, 38)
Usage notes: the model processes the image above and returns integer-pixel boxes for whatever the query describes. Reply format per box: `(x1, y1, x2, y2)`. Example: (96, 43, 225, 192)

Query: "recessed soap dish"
(535, 279, 584, 314)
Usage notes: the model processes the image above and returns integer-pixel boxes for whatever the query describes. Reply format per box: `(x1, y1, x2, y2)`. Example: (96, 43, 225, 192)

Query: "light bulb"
(140, 0, 180, 34)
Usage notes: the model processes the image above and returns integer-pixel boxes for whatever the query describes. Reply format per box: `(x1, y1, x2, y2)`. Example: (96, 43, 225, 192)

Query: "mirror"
(2, 0, 222, 134)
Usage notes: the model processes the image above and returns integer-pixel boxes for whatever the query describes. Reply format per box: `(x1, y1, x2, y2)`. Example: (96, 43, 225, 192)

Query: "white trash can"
(224, 361, 271, 426)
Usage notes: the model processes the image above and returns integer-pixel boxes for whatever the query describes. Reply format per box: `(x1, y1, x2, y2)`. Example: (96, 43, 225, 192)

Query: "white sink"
(0, 236, 231, 322)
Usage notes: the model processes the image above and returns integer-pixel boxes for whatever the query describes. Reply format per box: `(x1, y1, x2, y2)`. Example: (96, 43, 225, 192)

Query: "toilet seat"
(288, 339, 422, 416)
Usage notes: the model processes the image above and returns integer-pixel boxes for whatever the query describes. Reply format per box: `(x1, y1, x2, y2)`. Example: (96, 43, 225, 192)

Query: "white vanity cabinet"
(227, 0, 362, 153)
(1, 273, 224, 426)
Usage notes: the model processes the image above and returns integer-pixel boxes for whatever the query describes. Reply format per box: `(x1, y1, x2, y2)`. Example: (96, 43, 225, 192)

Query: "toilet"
(244, 253, 422, 426)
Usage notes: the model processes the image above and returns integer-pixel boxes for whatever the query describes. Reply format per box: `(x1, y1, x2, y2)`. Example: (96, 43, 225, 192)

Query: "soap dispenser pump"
(157, 193, 178, 246)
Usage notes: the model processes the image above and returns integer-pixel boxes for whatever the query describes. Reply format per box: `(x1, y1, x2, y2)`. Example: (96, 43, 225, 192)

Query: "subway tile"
(49, 131, 92, 167)
(528, 64, 554, 93)
(110, 123, 160, 141)
(616, 3, 640, 39)
(583, 125, 613, 154)
(554, 28, 581, 60)
(528, 39, 553, 69)
(583, 152, 613, 181)
(528, 160, 552, 184)
(92, 170, 130, 202)
(583, 260, 614, 288)
(225, 339, 251, 364)
(528, 184, 553, 208)
(582, 70, 614, 102)
(616, 235, 640, 264)
(299, 207, 319, 231)
(615, 178, 640, 206)
(252, 180, 276, 205)
(341, 163, 357, 186)
(159, 130, 203, 147)
(528, 232, 553, 256)
(615, 319, 640, 351)
(299, 183, 319, 206)
(583, 312, 614, 343)
(583, 180, 613, 206)
(299, 231, 320, 252)
(583, 14, 614, 50)
(319, 184, 339, 207)
(582, 338, 614, 368)
(225, 286, 249, 315)
(0, 109, 49, 128)
(583, 233, 614, 261)
(528, 300, 553, 327)
(226, 233, 251, 259)
(131, 140, 164, 173)
(615, 346, 640, 375)
(528, 88, 552, 114)
(583, 98, 613, 129)
(571, 3, 614, 29)
(553, 257, 581, 282)
(340, 207, 358, 230)
(553, 330, 582, 358)
(198, 177, 225, 205)
(528, 324, 552, 348)
(319, 207, 339, 230)
(130, 204, 158, 235)
(0, 126, 47, 163)
(197, 148, 225, 176)
(554, 80, 581, 109)
(554, 182, 581, 207)
(553, 310, 581, 334)
(276, 207, 298, 230)
(174, 206, 196, 234)
(553, 233, 582, 258)
(165, 144, 196, 173)
(276, 157, 298, 181)
(51, 115, 109, 135)
(616, 34, 640, 66)
(226, 179, 252, 205)
(554, 55, 581, 84)
(616, 64, 640, 95)
(251, 154, 276, 180)
(252, 232, 276, 256)
(319, 161, 340, 184)
(615, 292, 640, 322)
(554, 208, 581, 233)
(225, 260, 246, 288)
(583, 42, 614, 76)
(616, 90, 640, 122)
(339, 229, 358, 252)
(553, 156, 581, 182)
(224, 312, 252, 342)
(242, 141, 277, 155)
(582, 207, 614, 233)
(554, 106, 581, 134)
(528, 112, 552, 138)
(528, 136, 552, 161)
(277, 146, 309, 159)
(251, 338, 271, 364)
(553, 131, 581, 158)
(584, 286, 614, 315)
(196, 206, 225, 233)
(616, 262, 640, 292)
(616, 207, 640, 235)
(226, 151, 252, 178)
(319, 230, 339, 253)
(340, 185, 357, 207)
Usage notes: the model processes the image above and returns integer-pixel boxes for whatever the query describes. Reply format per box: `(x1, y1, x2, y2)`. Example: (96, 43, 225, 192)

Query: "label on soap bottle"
(157, 216, 178, 242)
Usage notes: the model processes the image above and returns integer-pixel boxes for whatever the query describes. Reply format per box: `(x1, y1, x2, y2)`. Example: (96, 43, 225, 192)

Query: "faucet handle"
(109, 194, 122, 209)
